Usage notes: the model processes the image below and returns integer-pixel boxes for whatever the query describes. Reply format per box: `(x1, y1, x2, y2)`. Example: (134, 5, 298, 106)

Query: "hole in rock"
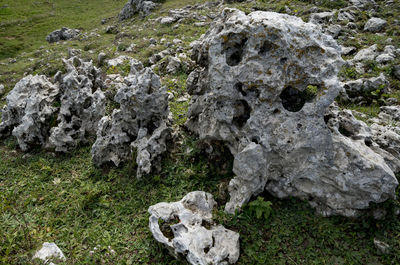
(364, 137, 373, 147)
(83, 97, 93, 109)
(232, 100, 251, 128)
(235, 82, 246, 96)
(225, 37, 248, 66)
(201, 219, 213, 230)
(338, 124, 353, 137)
(280, 85, 318, 112)
(280, 57, 288, 64)
(259, 40, 278, 55)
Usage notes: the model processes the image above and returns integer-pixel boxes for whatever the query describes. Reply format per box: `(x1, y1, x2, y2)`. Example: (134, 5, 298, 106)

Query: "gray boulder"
(186, 8, 398, 217)
(91, 61, 171, 178)
(0, 75, 60, 151)
(119, 0, 160, 20)
(148, 191, 240, 265)
(364, 17, 387, 32)
(48, 57, 106, 152)
(46, 27, 80, 43)
(340, 73, 388, 103)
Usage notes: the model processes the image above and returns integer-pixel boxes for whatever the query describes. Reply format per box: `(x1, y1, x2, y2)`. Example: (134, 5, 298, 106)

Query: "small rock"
(373, 238, 390, 255)
(98, 52, 107, 66)
(341, 46, 357, 56)
(106, 25, 119, 34)
(0, 84, 4, 95)
(160, 16, 176, 24)
(46, 27, 79, 43)
(149, 38, 157, 45)
(393, 65, 400, 80)
(364, 17, 387, 32)
(33, 242, 66, 264)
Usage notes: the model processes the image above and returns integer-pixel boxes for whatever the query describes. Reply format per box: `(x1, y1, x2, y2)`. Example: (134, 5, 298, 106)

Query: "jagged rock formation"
(0, 75, 59, 151)
(46, 27, 80, 43)
(148, 191, 240, 265)
(0, 57, 105, 152)
(119, 0, 160, 20)
(91, 60, 171, 178)
(48, 57, 106, 152)
(186, 8, 398, 217)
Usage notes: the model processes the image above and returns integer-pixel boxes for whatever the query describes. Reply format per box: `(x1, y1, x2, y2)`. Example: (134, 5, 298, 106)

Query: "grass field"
(1, 0, 400, 264)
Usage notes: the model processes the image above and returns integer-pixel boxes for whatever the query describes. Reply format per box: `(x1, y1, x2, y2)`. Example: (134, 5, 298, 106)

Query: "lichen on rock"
(186, 8, 398, 217)
(91, 61, 171, 178)
(148, 191, 240, 265)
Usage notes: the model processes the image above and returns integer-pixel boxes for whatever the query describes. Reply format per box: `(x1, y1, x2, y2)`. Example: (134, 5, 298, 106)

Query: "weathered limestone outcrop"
(119, 0, 160, 20)
(46, 27, 80, 43)
(0, 75, 59, 151)
(48, 57, 106, 152)
(148, 191, 240, 265)
(91, 60, 170, 178)
(186, 8, 398, 217)
(0, 57, 105, 152)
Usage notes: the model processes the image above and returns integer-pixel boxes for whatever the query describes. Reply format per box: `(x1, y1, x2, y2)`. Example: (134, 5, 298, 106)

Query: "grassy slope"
(1, 0, 400, 264)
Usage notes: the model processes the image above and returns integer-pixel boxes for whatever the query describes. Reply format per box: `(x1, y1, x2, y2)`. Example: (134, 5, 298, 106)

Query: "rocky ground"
(1, 0, 400, 264)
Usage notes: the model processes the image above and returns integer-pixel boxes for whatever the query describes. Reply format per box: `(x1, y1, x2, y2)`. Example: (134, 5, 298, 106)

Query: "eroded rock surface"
(46, 27, 80, 43)
(0, 57, 105, 152)
(0, 75, 59, 151)
(119, 0, 160, 20)
(48, 57, 106, 152)
(148, 191, 240, 265)
(186, 8, 398, 217)
(91, 61, 170, 178)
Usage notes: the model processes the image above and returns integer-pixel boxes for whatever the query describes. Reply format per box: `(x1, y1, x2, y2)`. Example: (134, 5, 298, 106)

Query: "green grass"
(1, 0, 400, 264)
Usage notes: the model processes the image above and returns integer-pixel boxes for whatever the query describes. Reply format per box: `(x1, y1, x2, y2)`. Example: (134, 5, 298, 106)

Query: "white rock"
(186, 8, 398, 217)
(364, 17, 387, 32)
(33, 242, 66, 264)
(148, 191, 240, 265)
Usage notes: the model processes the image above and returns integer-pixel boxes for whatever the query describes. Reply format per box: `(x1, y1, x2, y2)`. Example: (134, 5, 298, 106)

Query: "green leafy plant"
(248, 196, 273, 220)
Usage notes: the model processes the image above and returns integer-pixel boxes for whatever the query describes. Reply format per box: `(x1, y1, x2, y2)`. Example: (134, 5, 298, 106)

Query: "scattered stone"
(160, 16, 176, 25)
(91, 61, 171, 178)
(33, 242, 66, 264)
(98, 52, 107, 66)
(341, 46, 357, 56)
(373, 238, 390, 255)
(340, 73, 388, 103)
(326, 24, 341, 39)
(148, 191, 240, 265)
(0, 84, 4, 95)
(364, 17, 387, 32)
(186, 8, 398, 217)
(352, 44, 378, 62)
(46, 27, 80, 43)
(119, 0, 160, 20)
(394, 65, 400, 80)
(106, 25, 119, 34)
(309, 11, 334, 24)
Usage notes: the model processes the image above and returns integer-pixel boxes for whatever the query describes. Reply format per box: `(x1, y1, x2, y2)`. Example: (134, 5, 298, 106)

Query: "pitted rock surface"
(119, 0, 161, 20)
(186, 8, 398, 217)
(48, 57, 106, 152)
(148, 191, 240, 265)
(0, 57, 105, 152)
(0, 75, 59, 151)
(46, 27, 80, 43)
(91, 61, 170, 178)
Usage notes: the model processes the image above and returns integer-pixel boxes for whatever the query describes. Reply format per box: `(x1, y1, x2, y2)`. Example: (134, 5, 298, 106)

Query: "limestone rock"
(0, 84, 4, 95)
(48, 57, 106, 152)
(119, 0, 160, 20)
(46, 27, 80, 43)
(91, 62, 171, 178)
(394, 65, 400, 80)
(0, 75, 60, 151)
(352, 44, 378, 62)
(186, 8, 398, 217)
(148, 191, 240, 265)
(364, 17, 387, 32)
(33, 242, 66, 264)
